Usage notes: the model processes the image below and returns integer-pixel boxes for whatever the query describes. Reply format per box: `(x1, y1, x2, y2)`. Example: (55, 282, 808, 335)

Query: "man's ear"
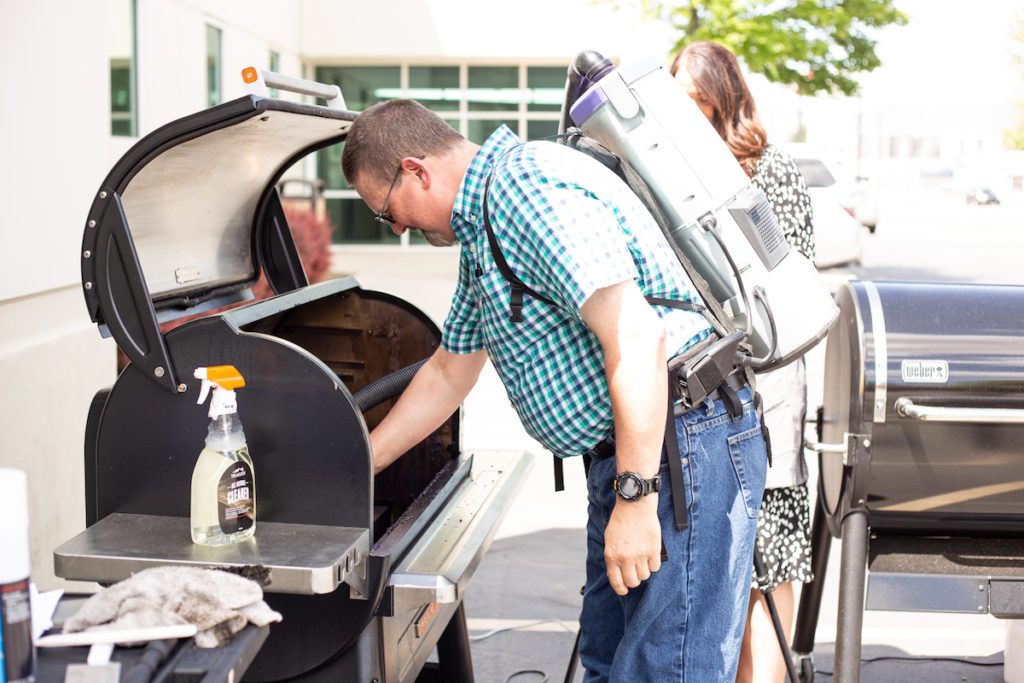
(402, 156, 430, 189)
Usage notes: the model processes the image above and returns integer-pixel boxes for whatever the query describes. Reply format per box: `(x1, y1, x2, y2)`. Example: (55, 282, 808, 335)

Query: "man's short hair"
(341, 98, 464, 186)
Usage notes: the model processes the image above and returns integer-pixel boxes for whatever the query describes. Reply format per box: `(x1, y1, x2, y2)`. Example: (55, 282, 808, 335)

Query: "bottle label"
(1, 577, 36, 683)
(218, 456, 254, 534)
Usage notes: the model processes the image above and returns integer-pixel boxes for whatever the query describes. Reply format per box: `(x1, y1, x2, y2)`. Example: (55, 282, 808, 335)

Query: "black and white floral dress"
(749, 143, 815, 590)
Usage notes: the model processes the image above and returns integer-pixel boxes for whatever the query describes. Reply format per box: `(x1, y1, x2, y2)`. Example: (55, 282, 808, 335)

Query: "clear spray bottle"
(191, 365, 256, 546)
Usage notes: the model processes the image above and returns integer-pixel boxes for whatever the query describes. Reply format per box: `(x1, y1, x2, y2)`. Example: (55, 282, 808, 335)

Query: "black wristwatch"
(613, 471, 660, 502)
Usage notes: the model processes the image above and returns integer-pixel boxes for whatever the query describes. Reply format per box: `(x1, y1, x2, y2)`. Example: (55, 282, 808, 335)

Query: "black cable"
(504, 670, 549, 683)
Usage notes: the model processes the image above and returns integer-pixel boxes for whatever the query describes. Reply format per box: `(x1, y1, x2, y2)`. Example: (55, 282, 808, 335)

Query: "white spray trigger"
(194, 368, 212, 406)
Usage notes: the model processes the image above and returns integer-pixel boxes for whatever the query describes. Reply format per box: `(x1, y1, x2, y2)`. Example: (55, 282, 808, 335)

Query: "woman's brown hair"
(670, 41, 767, 177)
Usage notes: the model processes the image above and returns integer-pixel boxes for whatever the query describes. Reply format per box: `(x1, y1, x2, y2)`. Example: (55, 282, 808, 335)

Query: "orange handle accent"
(206, 365, 245, 390)
(241, 67, 259, 84)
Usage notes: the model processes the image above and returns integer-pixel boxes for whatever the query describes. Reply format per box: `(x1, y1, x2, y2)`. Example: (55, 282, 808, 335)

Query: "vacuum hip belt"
(585, 370, 748, 466)
(674, 371, 747, 418)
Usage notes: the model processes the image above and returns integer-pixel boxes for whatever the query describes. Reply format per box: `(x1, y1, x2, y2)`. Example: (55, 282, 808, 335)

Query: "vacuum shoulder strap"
(482, 174, 556, 323)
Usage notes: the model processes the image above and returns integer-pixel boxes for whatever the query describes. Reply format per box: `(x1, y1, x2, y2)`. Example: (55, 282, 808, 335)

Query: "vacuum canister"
(568, 55, 838, 370)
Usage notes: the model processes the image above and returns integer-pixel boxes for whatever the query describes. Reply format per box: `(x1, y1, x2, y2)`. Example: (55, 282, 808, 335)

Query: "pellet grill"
(54, 92, 533, 682)
(793, 280, 1024, 682)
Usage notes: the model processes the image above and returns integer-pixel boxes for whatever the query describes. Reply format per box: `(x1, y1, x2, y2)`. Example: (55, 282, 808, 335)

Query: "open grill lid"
(80, 96, 355, 394)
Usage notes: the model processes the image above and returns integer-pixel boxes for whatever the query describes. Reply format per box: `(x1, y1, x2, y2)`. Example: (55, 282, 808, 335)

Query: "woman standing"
(670, 40, 815, 683)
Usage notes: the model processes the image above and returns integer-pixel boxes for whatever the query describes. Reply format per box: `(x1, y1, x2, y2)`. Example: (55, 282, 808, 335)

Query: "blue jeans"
(579, 387, 767, 682)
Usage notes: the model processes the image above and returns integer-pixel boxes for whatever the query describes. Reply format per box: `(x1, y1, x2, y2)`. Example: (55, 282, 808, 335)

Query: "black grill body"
(819, 280, 1024, 536)
(792, 279, 1024, 683)
(60, 94, 533, 683)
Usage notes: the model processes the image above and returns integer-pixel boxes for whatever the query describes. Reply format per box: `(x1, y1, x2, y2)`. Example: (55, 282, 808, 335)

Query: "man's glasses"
(373, 156, 424, 227)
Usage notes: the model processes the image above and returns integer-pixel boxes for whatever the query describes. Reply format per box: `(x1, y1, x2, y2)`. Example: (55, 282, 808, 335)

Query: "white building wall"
(0, 0, 313, 591)
(0, 2, 116, 590)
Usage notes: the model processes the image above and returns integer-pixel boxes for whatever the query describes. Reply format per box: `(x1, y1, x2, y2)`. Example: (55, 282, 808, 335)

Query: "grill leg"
(791, 496, 833, 679)
(835, 509, 868, 683)
(437, 601, 474, 683)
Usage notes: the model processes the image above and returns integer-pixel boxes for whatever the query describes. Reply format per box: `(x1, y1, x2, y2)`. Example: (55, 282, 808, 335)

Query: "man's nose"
(391, 222, 406, 236)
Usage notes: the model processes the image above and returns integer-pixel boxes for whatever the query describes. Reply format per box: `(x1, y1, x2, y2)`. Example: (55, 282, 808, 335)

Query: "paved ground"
(336, 185, 1023, 682)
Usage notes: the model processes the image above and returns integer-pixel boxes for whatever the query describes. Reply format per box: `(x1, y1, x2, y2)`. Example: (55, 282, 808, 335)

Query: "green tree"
(1004, 6, 1024, 150)
(611, 0, 907, 95)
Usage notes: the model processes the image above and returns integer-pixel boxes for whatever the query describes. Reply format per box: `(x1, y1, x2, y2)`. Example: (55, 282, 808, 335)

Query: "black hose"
(122, 638, 177, 683)
(558, 50, 615, 135)
(352, 359, 428, 412)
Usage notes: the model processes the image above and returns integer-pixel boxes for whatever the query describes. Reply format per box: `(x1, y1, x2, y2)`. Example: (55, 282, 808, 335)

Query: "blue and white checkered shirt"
(443, 126, 711, 457)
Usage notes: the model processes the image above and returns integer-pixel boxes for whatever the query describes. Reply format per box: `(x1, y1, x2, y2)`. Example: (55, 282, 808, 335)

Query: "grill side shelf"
(53, 513, 369, 596)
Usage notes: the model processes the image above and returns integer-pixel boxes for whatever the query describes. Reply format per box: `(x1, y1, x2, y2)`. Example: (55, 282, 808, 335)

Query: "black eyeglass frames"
(373, 155, 424, 227)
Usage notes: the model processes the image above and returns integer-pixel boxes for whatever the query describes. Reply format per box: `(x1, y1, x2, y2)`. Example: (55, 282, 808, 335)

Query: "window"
(268, 50, 280, 97)
(108, 0, 137, 136)
(315, 63, 566, 246)
(206, 25, 222, 108)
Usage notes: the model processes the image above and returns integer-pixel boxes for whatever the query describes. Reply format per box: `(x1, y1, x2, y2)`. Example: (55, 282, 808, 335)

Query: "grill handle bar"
(241, 67, 346, 109)
(895, 397, 1024, 424)
(804, 438, 846, 455)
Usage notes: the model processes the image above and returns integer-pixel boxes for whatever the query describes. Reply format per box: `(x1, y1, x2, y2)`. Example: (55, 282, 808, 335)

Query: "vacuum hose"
(558, 50, 615, 135)
(352, 358, 428, 412)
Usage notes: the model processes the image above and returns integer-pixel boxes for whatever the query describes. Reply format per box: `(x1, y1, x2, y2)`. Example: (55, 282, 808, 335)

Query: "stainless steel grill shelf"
(54, 513, 368, 595)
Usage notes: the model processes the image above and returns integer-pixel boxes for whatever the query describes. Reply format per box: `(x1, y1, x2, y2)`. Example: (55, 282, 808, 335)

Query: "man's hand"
(604, 496, 662, 595)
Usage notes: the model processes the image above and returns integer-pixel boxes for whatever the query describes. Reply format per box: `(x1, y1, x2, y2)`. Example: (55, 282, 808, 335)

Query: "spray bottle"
(191, 365, 255, 546)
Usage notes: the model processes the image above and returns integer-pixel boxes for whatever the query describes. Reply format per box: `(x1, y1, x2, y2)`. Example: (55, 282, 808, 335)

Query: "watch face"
(617, 473, 641, 499)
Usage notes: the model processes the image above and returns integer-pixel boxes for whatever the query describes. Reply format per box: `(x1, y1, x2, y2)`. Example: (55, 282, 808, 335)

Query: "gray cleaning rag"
(64, 566, 282, 648)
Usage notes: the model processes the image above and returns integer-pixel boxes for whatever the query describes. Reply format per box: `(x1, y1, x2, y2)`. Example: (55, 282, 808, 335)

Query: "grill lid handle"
(895, 397, 1024, 424)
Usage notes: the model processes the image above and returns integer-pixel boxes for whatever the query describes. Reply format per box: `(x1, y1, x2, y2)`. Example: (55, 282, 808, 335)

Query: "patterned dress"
(749, 143, 815, 590)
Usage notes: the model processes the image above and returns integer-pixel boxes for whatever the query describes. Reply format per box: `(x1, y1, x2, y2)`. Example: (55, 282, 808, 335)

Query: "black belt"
(586, 434, 616, 463)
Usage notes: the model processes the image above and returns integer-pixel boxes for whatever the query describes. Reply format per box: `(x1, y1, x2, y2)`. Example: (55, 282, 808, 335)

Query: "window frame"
(317, 61, 566, 248)
(206, 24, 223, 108)
(108, 0, 138, 137)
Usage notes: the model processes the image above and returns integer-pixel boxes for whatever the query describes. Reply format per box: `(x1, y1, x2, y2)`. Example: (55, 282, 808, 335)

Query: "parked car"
(966, 188, 999, 205)
(845, 176, 879, 233)
(791, 156, 864, 269)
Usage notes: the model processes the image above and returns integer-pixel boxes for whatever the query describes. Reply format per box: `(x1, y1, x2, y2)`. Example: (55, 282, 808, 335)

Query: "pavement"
(334, 191, 1021, 682)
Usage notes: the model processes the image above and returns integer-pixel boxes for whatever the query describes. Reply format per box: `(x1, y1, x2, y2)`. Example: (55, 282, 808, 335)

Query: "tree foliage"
(611, 0, 907, 96)
(1004, 6, 1024, 150)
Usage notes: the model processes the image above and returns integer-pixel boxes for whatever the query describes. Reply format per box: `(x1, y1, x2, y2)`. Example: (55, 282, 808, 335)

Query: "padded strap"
(483, 173, 556, 323)
(664, 390, 688, 531)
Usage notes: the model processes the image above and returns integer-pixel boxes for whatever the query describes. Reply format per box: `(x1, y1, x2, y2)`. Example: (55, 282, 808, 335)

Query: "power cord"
(504, 671, 548, 683)
(470, 618, 577, 642)
(470, 618, 578, 683)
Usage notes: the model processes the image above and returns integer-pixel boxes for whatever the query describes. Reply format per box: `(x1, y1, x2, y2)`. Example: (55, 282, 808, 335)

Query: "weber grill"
(793, 280, 1024, 682)
(54, 93, 533, 681)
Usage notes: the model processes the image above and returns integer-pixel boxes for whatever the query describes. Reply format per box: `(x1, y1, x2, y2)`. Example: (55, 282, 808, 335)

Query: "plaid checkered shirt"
(443, 126, 711, 457)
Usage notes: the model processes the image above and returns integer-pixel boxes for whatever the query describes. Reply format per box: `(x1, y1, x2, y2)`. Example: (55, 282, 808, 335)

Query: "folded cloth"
(64, 566, 282, 648)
